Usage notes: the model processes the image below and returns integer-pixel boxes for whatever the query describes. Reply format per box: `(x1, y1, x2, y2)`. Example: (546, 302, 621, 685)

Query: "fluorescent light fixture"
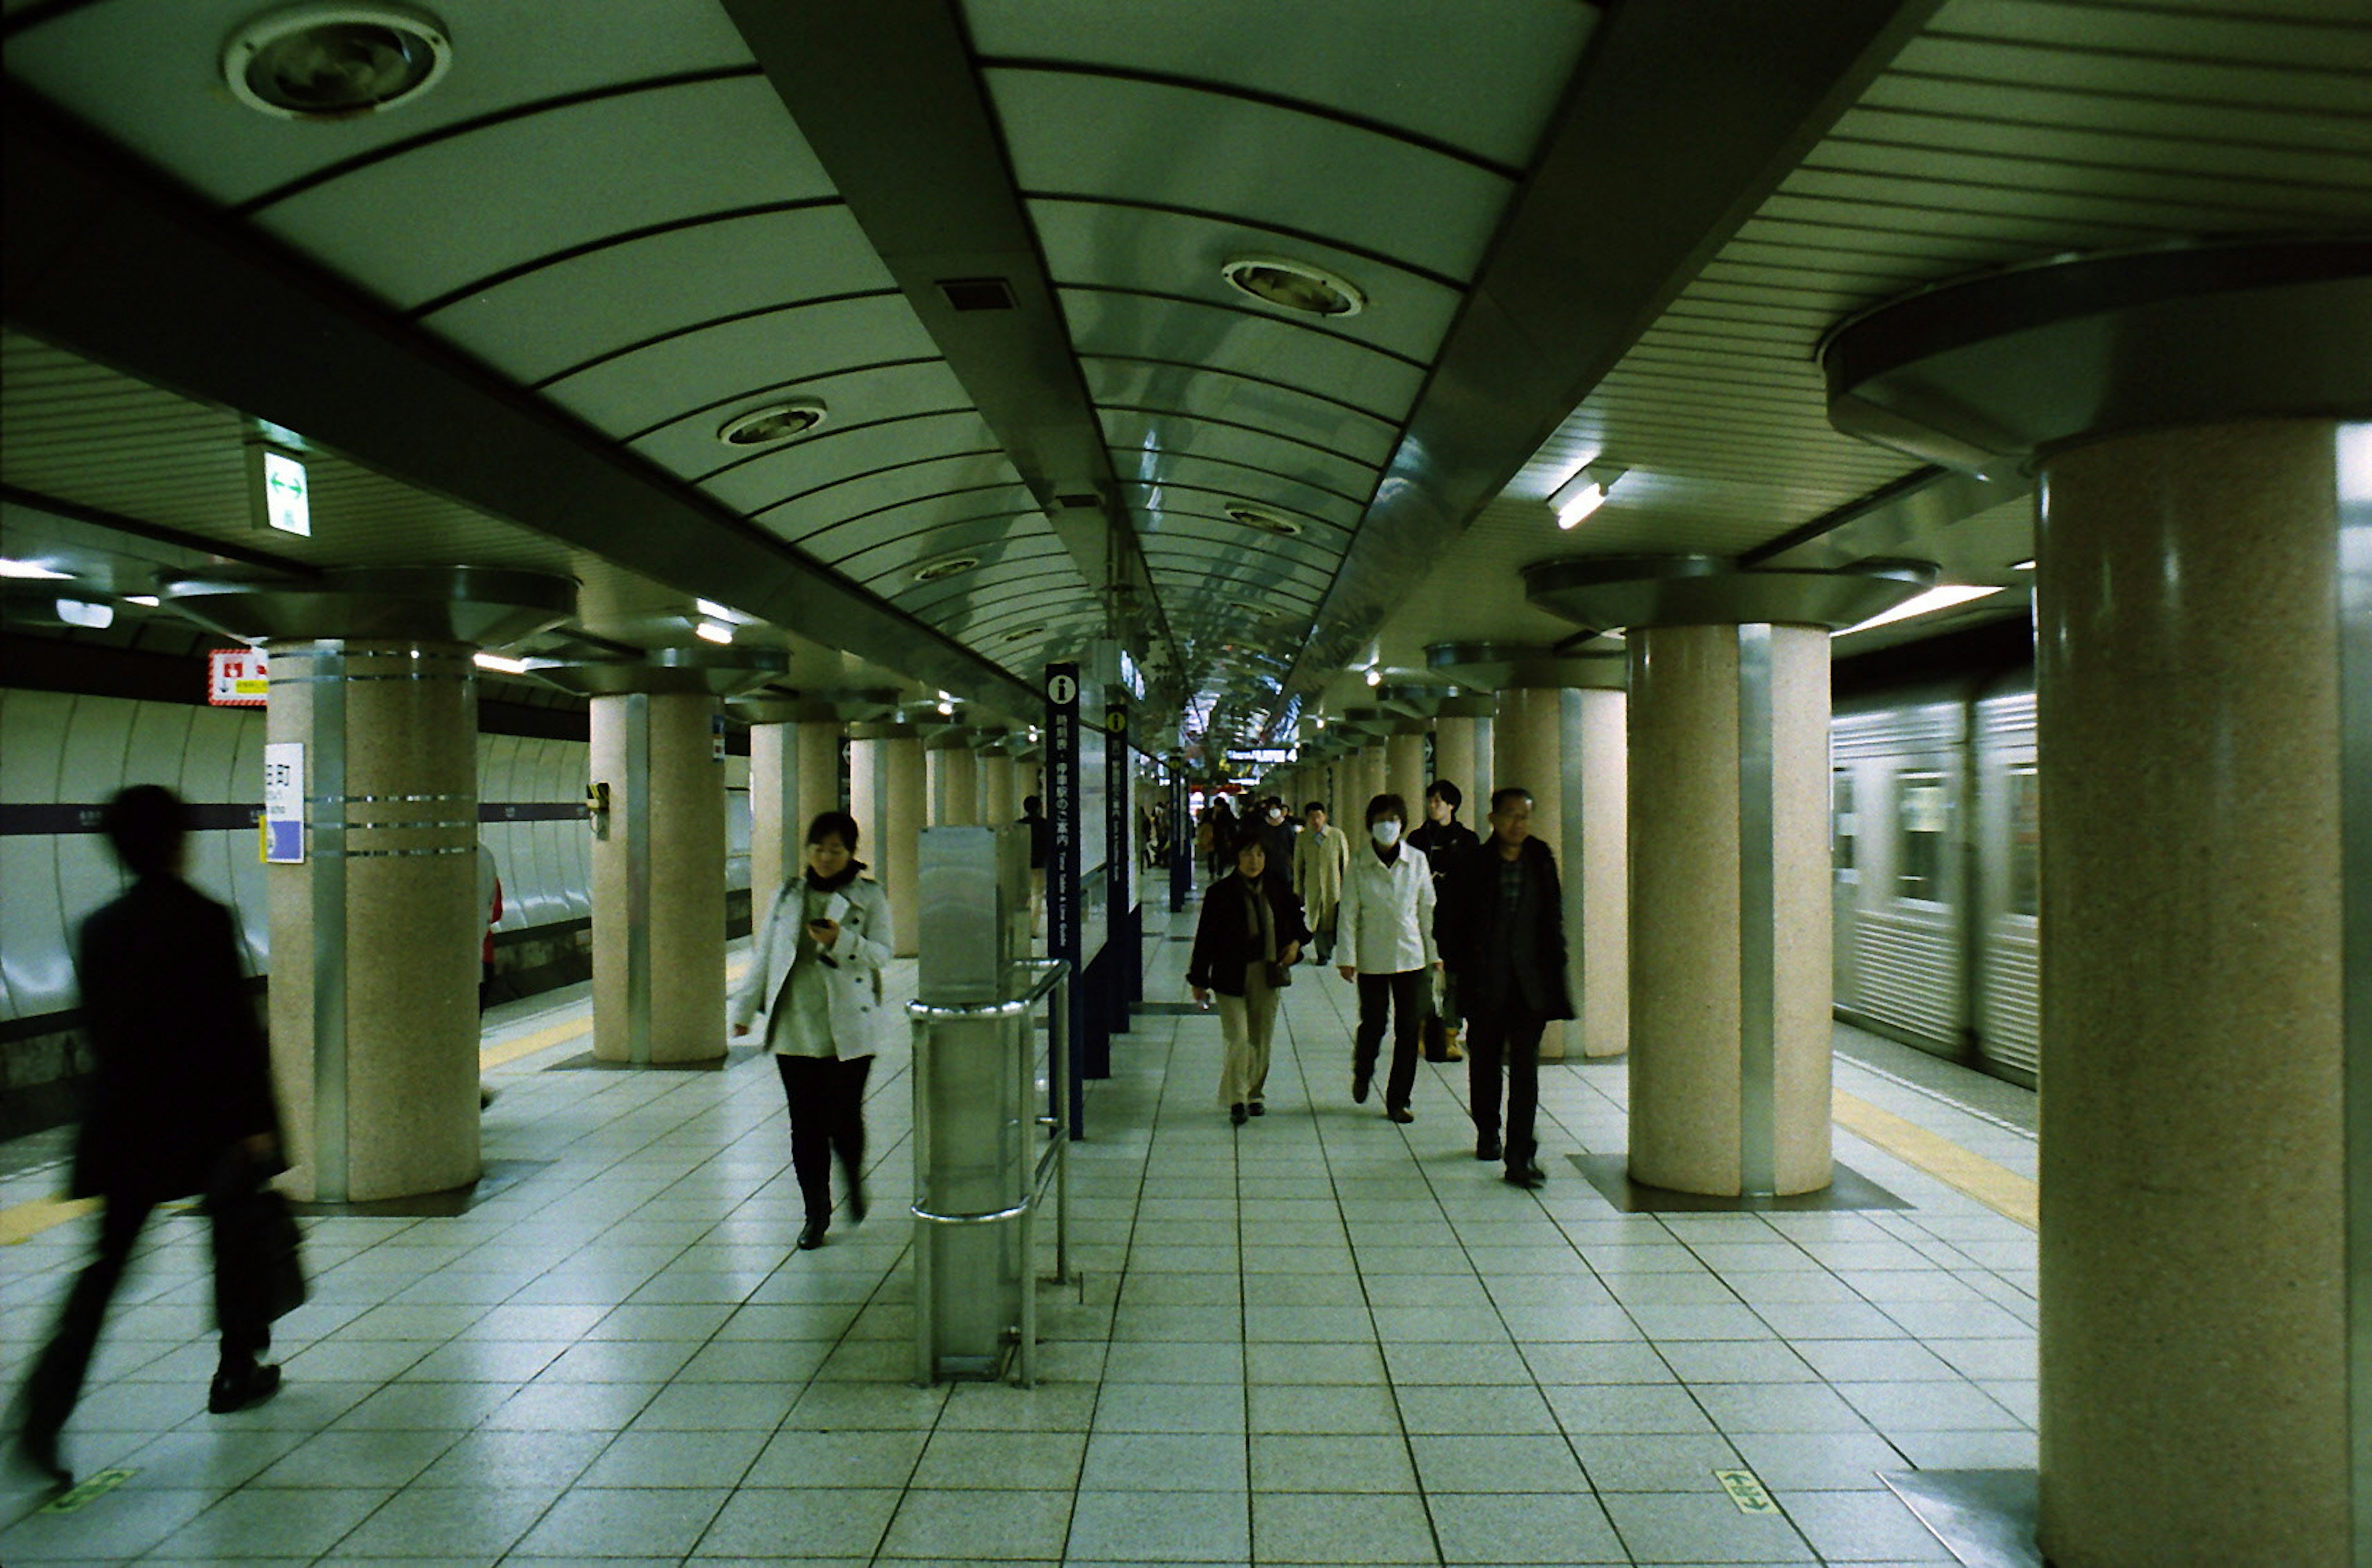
(2010, 559, 2035, 571)
(1834, 584, 2007, 638)
(473, 652, 531, 675)
(56, 598, 114, 629)
(0, 558, 72, 580)
(936, 700, 954, 716)
(694, 618, 735, 645)
(696, 598, 741, 621)
(1364, 668, 1382, 686)
(1551, 460, 1628, 530)
(124, 595, 162, 607)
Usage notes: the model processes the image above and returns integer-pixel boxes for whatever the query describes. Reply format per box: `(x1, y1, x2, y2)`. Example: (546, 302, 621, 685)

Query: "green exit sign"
(248, 442, 311, 537)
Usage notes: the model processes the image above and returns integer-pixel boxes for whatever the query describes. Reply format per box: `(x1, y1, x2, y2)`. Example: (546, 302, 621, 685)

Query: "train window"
(2009, 766, 2040, 917)
(1897, 771, 1948, 901)
(1832, 771, 1856, 872)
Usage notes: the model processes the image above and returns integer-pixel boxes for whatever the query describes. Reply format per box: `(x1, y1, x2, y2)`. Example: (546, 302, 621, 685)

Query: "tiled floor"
(2, 900, 2037, 1565)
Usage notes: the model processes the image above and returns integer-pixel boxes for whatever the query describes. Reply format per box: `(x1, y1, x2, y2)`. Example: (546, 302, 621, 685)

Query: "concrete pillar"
(1018, 759, 1042, 808)
(2033, 420, 2349, 1566)
(744, 712, 843, 902)
(591, 691, 728, 1065)
(1492, 685, 1627, 1061)
(927, 735, 979, 826)
(851, 726, 925, 956)
(983, 747, 1017, 824)
(1350, 745, 1387, 815)
(266, 640, 480, 1202)
(1816, 244, 2366, 1566)
(1622, 627, 1828, 1190)
(1385, 727, 1426, 815)
(1431, 716, 1478, 810)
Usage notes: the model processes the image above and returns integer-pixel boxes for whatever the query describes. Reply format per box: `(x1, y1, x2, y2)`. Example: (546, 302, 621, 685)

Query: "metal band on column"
(625, 691, 652, 1067)
(2339, 426, 2372, 1540)
(1735, 624, 1778, 1198)
(306, 645, 350, 1203)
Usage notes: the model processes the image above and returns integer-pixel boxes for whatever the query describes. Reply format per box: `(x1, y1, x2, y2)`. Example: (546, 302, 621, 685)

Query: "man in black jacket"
(1436, 787, 1573, 1188)
(17, 786, 286, 1485)
(1408, 780, 1479, 1063)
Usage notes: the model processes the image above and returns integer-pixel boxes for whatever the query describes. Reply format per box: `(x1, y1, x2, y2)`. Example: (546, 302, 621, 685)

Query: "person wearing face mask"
(1333, 794, 1439, 1123)
(1257, 795, 1297, 878)
(730, 811, 894, 1251)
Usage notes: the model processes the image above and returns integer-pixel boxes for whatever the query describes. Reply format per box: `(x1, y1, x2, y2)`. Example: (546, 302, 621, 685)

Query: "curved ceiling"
(5, 0, 2367, 753)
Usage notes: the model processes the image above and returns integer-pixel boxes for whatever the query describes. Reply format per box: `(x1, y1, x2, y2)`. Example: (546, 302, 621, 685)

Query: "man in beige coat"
(1292, 800, 1350, 963)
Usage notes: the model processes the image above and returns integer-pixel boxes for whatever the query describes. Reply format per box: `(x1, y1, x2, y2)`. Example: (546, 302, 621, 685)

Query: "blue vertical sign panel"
(1044, 663, 1085, 1138)
(1105, 700, 1135, 1031)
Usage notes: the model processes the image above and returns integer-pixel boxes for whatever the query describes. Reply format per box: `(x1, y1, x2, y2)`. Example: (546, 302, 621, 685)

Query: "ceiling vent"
(222, 3, 453, 120)
(938, 277, 1016, 312)
(1224, 504, 1303, 537)
(1055, 493, 1100, 511)
(1221, 256, 1364, 318)
(912, 555, 981, 584)
(716, 400, 826, 447)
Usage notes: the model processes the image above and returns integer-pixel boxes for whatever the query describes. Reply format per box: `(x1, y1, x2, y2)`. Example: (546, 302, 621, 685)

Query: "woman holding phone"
(731, 810, 893, 1250)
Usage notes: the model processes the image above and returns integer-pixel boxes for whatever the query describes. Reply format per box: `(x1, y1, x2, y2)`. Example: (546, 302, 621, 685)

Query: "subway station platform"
(2, 902, 2040, 1567)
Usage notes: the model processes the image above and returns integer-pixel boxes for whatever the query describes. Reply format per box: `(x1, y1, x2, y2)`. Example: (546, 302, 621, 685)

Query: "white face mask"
(1267, 808, 1284, 823)
(1370, 820, 1401, 848)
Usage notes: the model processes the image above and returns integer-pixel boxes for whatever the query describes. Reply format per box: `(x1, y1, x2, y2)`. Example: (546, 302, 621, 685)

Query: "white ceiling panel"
(250, 76, 831, 311)
(1064, 293, 1426, 425)
(752, 456, 1027, 545)
(768, 485, 1037, 556)
(1083, 360, 1400, 468)
(1101, 414, 1377, 506)
(626, 359, 971, 477)
(700, 411, 1005, 516)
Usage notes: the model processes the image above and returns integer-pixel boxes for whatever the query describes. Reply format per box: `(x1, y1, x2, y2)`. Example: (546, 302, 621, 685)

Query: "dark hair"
(1232, 825, 1270, 858)
(1022, 794, 1042, 815)
(103, 784, 187, 878)
(1303, 800, 1327, 816)
(1425, 779, 1461, 810)
(1489, 786, 1534, 815)
(1366, 792, 1407, 825)
(805, 810, 860, 852)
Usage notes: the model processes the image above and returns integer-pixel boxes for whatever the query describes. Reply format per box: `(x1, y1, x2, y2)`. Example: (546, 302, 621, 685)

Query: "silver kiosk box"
(908, 824, 1069, 1383)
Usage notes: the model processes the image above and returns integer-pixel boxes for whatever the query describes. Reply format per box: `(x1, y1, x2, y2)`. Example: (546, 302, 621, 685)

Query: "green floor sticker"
(1714, 1467, 1779, 1514)
(40, 1468, 133, 1514)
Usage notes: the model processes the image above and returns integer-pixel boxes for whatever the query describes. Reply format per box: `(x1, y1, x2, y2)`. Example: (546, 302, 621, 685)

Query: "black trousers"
(23, 1166, 272, 1444)
(775, 1053, 872, 1225)
(1466, 993, 1548, 1169)
(1353, 970, 1428, 1112)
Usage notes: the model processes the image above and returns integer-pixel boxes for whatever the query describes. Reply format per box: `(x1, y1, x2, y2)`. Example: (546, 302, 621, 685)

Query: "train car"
(1830, 669, 2039, 1088)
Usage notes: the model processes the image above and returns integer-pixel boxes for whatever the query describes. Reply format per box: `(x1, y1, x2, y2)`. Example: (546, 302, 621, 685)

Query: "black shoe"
(1230, 1103, 1248, 1126)
(1247, 1102, 1264, 1117)
(846, 1181, 867, 1226)
(797, 1220, 828, 1251)
(1503, 1161, 1545, 1189)
(19, 1421, 69, 1488)
(1386, 1105, 1415, 1125)
(1476, 1134, 1502, 1162)
(207, 1361, 281, 1415)
(1351, 1070, 1371, 1104)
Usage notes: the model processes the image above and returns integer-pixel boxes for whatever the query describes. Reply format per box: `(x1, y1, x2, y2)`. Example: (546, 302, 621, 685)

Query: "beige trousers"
(1216, 967, 1279, 1108)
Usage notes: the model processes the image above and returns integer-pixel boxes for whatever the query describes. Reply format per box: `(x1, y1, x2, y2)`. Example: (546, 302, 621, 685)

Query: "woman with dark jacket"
(1187, 828, 1311, 1125)
(1434, 787, 1575, 1186)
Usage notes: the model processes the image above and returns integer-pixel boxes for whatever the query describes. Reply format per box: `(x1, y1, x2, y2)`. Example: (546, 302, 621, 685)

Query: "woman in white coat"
(731, 810, 893, 1249)
(1334, 792, 1439, 1123)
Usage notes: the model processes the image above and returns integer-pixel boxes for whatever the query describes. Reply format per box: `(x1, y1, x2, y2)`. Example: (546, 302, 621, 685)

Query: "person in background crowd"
(731, 811, 893, 1251)
(1203, 794, 1238, 879)
(1293, 800, 1348, 965)
(477, 839, 505, 1107)
(1408, 781, 1479, 1065)
(18, 786, 287, 1487)
(1334, 792, 1439, 1124)
(1436, 787, 1574, 1188)
(1257, 794, 1297, 876)
(1019, 794, 1051, 935)
(1188, 826, 1310, 1125)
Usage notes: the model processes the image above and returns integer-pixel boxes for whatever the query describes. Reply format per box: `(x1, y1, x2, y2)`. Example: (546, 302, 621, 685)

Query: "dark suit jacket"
(1186, 871, 1312, 998)
(71, 875, 282, 1200)
(1435, 837, 1575, 1021)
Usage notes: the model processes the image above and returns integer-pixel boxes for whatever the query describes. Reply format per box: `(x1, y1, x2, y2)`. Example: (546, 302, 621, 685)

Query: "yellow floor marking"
(1833, 1088, 2037, 1231)
(40, 1467, 134, 1513)
(479, 1015, 591, 1070)
(0, 1194, 99, 1246)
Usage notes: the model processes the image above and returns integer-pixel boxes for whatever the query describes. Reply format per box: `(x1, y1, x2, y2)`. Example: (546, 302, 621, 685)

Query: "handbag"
(1265, 960, 1295, 989)
(211, 1173, 308, 1325)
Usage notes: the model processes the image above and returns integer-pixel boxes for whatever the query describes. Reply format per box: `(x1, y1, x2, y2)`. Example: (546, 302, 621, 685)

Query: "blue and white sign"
(262, 742, 304, 863)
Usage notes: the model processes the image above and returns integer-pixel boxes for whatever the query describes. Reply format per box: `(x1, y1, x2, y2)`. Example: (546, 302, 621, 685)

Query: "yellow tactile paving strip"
(1832, 1088, 2038, 1231)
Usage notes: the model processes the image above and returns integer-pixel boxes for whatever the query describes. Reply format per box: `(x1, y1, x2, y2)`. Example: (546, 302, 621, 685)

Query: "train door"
(1829, 695, 1969, 1059)
(1831, 766, 1860, 1004)
(1972, 684, 2041, 1085)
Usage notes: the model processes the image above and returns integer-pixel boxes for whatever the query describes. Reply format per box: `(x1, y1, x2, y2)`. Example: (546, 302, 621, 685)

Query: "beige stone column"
(851, 726, 925, 956)
(1625, 625, 1831, 1193)
(591, 691, 728, 1065)
(927, 734, 980, 826)
(983, 745, 1017, 824)
(1492, 684, 1628, 1061)
(1430, 705, 1482, 810)
(742, 710, 844, 903)
(2033, 421, 2348, 1567)
(1385, 727, 1426, 814)
(266, 640, 479, 1202)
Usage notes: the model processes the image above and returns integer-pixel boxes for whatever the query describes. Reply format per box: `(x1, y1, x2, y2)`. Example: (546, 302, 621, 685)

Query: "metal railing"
(907, 957, 1070, 1385)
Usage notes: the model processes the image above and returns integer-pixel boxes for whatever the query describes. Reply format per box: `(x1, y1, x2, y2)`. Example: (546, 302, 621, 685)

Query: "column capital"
(526, 645, 786, 697)
(1425, 641, 1625, 692)
(1523, 556, 1933, 634)
(1820, 238, 2371, 471)
(159, 564, 574, 647)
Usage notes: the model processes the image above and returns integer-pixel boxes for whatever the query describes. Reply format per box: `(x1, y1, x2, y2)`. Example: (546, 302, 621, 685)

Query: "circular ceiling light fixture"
(222, 4, 453, 120)
(716, 400, 827, 447)
(1224, 503, 1303, 537)
(1221, 256, 1365, 318)
(912, 555, 980, 584)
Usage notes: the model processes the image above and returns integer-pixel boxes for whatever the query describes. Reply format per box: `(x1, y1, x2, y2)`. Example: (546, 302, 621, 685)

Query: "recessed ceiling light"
(912, 555, 980, 584)
(56, 598, 114, 630)
(1833, 585, 2008, 638)
(222, 3, 453, 120)
(124, 595, 162, 608)
(473, 652, 531, 675)
(1224, 504, 1303, 537)
(694, 618, 736, 645)
(717, 401, 826, 447)
(2011, 558, 2035, 571)
(0, 558, 74, 581)
(1221, 256, 1365, 318)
